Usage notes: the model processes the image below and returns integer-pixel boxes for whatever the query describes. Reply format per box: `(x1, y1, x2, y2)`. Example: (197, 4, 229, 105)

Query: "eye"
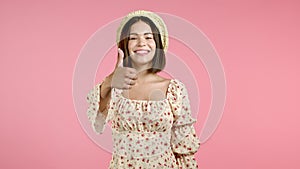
(145, 35, 154, 39)
(129, 37, 137, 40)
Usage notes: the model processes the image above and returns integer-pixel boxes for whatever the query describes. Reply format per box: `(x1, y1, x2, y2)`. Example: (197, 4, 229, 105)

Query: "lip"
(134, 49, 150, 55)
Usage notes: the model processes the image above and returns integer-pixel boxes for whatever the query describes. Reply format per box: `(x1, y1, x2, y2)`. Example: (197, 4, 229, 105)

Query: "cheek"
(149, 41, 156, 49)
(127, 42, 135, 51)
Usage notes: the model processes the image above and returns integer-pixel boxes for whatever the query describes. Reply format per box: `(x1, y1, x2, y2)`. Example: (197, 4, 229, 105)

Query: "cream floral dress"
(87, 79, 200, 169)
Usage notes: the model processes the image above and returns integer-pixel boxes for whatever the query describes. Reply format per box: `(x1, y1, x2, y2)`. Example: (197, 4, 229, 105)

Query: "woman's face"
(128, 20, 156, 70)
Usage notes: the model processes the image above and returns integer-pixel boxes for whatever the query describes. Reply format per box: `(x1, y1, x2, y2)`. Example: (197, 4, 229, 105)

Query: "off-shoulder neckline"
(117, 78, 177, 103)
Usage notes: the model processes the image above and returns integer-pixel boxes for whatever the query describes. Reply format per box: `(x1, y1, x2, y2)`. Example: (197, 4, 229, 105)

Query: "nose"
(137, 37, 146, 46)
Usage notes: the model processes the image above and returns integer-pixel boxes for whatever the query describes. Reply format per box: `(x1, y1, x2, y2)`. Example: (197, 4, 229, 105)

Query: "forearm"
(99, 74, 113, 114)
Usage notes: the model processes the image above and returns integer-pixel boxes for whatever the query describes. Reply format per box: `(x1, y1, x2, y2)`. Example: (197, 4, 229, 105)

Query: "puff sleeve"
(86, 82, 114, 134)
(168, 79, 201, 168)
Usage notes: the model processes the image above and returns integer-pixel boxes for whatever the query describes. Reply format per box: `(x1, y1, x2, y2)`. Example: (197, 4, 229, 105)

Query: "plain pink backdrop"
(1, 0, 300, 169)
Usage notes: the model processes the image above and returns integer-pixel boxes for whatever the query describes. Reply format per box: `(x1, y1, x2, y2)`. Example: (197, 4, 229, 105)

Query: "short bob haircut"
(117, 16, 166, 73)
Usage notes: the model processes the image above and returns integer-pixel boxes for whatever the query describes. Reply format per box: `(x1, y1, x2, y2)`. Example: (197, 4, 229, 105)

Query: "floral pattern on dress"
(87, 79, 200, 169)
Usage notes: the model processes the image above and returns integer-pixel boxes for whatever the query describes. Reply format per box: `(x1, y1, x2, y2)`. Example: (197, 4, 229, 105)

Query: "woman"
(87, 10, 200, 168)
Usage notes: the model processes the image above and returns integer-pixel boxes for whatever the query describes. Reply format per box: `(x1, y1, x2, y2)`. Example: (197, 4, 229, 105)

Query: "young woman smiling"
(87, 10, 200, 169)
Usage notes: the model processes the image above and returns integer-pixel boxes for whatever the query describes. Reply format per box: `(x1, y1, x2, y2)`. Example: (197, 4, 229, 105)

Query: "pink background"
(1, 0, 300, 168)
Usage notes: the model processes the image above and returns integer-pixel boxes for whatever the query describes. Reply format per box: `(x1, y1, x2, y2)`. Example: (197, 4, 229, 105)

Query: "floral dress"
(87, 79, 200, 169)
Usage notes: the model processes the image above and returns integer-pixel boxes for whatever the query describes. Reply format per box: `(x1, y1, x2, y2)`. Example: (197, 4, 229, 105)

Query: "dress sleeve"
(168, 79, 201, 168)
(86, 82, 114, 134)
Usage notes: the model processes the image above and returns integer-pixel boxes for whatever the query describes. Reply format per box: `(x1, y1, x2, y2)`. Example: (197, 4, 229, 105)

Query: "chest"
(121, 83, 168, 101)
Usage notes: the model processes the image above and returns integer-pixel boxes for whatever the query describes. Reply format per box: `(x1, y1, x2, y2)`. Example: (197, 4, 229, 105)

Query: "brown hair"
(117, 16, 166, 73)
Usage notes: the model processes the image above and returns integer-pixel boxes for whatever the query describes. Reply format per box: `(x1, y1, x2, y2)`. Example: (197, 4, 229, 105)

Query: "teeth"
(135, 50, 149, 54)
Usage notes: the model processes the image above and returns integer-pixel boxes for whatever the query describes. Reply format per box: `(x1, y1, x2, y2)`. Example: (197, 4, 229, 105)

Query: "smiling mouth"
(134, 50, 150, 55)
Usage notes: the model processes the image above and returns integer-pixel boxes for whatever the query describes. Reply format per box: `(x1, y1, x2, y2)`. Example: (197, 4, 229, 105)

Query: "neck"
(131, 63, 156, 83)
(135, 70, 156, 84)
(132, 62, 152, 73)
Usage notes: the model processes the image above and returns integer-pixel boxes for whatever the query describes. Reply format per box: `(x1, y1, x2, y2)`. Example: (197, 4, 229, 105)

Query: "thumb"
(116, 48, 124, 68)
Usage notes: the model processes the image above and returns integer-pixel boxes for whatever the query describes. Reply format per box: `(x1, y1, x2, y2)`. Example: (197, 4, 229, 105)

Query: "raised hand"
(111, 48, 137, 89)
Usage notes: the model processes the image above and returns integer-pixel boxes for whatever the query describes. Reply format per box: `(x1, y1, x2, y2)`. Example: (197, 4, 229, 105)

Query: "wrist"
(100, 74, 113, 99)
(104, 73, 113, 88)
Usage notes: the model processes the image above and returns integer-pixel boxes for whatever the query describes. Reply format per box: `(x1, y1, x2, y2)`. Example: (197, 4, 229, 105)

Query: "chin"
(131, 60, 153, 69)
(130, 54, 154, 64)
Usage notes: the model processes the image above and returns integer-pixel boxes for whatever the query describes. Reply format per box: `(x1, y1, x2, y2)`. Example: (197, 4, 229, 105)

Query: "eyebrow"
(129, 32, 153, 36)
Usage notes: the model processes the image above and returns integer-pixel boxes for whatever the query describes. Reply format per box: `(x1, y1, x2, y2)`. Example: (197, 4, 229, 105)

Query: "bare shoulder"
(152, 75, 172, 87)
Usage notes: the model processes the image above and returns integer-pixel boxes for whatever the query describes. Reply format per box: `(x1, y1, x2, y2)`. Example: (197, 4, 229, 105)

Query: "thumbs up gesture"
(111, 48, 137, 89)
(115, 48, 124, 68)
